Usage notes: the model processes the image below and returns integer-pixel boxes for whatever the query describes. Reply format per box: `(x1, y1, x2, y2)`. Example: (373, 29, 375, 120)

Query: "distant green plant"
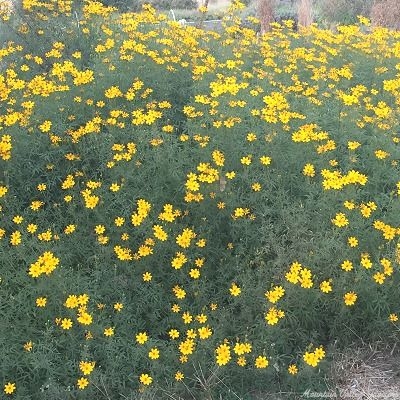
(316, 0, 373, 24)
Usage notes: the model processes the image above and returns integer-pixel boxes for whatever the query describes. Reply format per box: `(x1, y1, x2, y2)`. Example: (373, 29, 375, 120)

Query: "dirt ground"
(328, 341, 400, 400)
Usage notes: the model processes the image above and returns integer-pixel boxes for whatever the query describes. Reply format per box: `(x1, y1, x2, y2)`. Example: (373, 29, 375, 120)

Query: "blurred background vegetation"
(97, 0, 400, 29)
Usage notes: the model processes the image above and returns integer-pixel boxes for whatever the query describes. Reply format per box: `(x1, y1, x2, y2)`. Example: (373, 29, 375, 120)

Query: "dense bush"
(1, 1, 400, 399)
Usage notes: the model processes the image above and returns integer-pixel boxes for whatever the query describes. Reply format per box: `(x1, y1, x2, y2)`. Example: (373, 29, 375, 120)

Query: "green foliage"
(316, 0, 374, 25)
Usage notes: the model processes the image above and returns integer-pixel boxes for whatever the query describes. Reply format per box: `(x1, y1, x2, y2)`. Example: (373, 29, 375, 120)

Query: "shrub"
(370, 0, 400, 29)
(317, 0, 373, 25)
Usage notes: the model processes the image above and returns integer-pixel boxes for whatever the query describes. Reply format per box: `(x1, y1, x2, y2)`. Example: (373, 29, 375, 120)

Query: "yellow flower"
(237, 356, 247, 366)
(348, 141, 361, 150)
(4, 382, 16, 395)
(265, 307, 285, 325)
(36, 297, 47, 307)
(114, 217, 125, 227)
(389, 314, 398, 322)
(61, 318, 73, 330)
(77, 312, 93, 325)
(247, 133, 257, 141)
(303, 352, 318, 367)
(198, 326, 212, 339)
(215, 343, 231, 366)
(139, 373, 152, 385)
(260, 156, 272, 165)
(182, 312, 192, 324)
(229, 283, 241, 297)
(189, 268, 200, 279)
(109, 183, 120, 192)
(175, 371, 184, 381)
(319, 280, 332, 293)
(240, 155, 252, 165)
(64, 224, 76, 235)
(179, 339, 195, 355)
(23, 341, 33, 352)
(265, 286, 285, 303)
(153, 225, 168, 241)
(136, 332, 148, 344)
(331, 212, 349, 228)
(10, 231, 22, 246)
(168, 329, 180, 339)
(113, 303, 124, 312)
(375, 149, 389, 159)
(171, 304, 181, 313)
(0, 186, 8, 197)
(255, 355, 269, 368)
(94, 225, 106, 234)
(12, 215, 23, 224)
(343, 200, 356, 210)
(347, 236, 358, 247)
(343, 292, 357, 306)
(302, 163, 315, 177)
(104, 327, 115, 337)
(288, 364, 298, 375)
(341, 260, 353, 271)
(77, 377, 89, 390)
(65, 295, 79, 308)
(142, 272, 152, 282)
(373, 272, 385, 285)
(79, 361, 95, 375)
(148, 348, 160, 360)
